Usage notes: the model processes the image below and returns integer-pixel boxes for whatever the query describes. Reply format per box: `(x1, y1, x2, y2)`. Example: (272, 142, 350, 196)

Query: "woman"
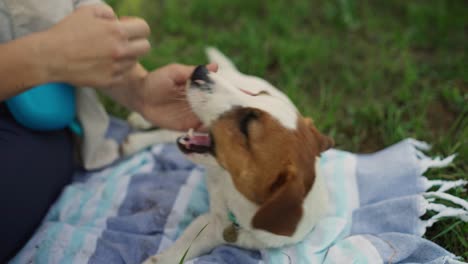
(0, 1, 215, 261)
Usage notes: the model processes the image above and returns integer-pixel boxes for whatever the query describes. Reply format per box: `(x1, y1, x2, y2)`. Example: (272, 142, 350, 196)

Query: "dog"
(121, 48, 333, 264)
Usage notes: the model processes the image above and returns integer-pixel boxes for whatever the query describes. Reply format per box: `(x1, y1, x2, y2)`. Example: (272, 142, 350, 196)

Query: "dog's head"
(177, 65, 333, 236)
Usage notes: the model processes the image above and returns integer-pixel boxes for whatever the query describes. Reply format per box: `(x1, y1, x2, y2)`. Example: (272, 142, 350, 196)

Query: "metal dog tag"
(223, 224, 239, 243)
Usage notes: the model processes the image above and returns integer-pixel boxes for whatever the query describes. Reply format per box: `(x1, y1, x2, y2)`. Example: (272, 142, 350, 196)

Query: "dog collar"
(223, 210, 241, 243)
(228, 210, 240, 228)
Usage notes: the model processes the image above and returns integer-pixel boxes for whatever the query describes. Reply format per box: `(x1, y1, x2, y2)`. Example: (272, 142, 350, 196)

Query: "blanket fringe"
(407, 139, 468, 233)
(407, 138, 457, 174)
(425, 179, 467, 193)
(419, 189, 468, 234)
(423, 202, 468, 228)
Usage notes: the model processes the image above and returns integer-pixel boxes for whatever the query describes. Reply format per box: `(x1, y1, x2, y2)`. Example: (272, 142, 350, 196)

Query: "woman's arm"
(0, 4, 150, 102)
(0, 3, 215, 131)
(0, 32, 51, 101)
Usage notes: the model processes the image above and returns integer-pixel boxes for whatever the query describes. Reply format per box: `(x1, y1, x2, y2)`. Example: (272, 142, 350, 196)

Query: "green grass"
(178, 224, 208, 264)
(106, 0, 467, 258)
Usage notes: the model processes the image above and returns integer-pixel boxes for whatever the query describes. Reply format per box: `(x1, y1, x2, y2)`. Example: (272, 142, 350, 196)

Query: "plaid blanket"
(10, 119, 467, 264)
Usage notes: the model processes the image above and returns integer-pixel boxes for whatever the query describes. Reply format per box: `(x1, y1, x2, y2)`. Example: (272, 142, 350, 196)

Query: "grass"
(105, 0, 467, 258)
(178, 224, 209, 264)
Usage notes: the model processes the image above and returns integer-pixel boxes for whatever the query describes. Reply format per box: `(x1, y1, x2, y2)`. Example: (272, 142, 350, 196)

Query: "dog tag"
(223, 224, 239, 243)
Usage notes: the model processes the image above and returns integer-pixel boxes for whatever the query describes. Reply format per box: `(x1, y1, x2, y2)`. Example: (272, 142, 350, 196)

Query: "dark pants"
(0, 104, 74, 262)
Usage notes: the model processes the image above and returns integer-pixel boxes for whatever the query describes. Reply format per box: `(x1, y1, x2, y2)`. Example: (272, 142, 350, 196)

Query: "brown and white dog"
(121, 48, 333, 264)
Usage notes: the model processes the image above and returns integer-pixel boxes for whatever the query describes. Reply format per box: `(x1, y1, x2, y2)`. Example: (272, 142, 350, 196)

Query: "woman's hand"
(137, 63, 218, 131)
(43, 4, 151, 89)
(0, 4, 151, 100)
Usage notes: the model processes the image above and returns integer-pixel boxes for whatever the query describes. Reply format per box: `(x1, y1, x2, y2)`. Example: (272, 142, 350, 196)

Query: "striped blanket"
(10, 119, 467, 264)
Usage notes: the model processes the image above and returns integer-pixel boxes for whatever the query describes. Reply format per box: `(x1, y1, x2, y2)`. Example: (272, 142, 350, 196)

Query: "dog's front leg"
(121, 130, 184, 156)
(143, 213, 223, 264)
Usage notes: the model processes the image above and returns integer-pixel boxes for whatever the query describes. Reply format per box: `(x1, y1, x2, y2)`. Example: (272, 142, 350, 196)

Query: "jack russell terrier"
(121, 48, 333, 264)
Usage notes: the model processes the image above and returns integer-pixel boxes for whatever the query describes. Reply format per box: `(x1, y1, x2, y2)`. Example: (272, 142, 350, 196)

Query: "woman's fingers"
(89, 4, 117, 20)
(120, 17, 151, 40)
(108, 18, 151, 59)
(125, 39, 151, 58)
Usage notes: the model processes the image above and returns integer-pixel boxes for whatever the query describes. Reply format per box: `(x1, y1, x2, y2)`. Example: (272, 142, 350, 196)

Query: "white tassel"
(421, 191, 468, 230)
(415, 149, 429, 160)
(407, 138, 432, 151)
(424, 192, 468, 211)
(418, 154, 457, 174)
(426, 179, 468, 193)
(407, 139, 467, 237)
(423, 201, 468, 231)
(423, 203, 468, 228)
(406, 138, 457, 174)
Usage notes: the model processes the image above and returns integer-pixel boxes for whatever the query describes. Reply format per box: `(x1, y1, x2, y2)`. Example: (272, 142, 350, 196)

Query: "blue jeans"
(0, 103, 74, 262)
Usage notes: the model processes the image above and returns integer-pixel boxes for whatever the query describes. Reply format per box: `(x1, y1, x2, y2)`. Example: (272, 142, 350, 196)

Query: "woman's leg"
(0, 104, 74, 262)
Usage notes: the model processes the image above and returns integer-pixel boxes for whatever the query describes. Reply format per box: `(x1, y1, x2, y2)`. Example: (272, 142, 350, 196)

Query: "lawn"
(105, 0, 467, 258)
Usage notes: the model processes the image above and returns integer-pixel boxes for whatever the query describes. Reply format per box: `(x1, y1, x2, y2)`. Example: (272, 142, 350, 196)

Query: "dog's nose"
(191, 65, 211, 83)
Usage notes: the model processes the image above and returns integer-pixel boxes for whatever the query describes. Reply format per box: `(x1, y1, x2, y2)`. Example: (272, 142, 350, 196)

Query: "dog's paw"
(127, 112, 153, 130)
(120, 133, 143, 156)
(142, 254, 174, 264)
(141, 255, 159, 264)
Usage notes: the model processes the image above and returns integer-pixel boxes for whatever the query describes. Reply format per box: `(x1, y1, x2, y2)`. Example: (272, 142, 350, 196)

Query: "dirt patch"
(426, 98, 458, 137)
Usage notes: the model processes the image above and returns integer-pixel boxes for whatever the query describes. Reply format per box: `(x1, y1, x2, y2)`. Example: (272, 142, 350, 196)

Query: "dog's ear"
(304, 117, 334, 152)
(252, 165, 304, 236)
(317, 134, 334, 152)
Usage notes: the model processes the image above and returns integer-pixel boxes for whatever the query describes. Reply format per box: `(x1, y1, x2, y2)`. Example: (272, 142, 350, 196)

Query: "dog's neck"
(205, 158, 329, 238)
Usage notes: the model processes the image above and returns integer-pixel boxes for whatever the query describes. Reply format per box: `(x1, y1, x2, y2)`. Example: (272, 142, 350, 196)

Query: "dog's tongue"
(177, 129, 212, 154)
(186, 133, 211, 147)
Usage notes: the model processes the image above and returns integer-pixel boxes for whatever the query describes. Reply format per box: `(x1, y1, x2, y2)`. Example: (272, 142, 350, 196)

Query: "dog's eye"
(239, 111, 258, 138)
